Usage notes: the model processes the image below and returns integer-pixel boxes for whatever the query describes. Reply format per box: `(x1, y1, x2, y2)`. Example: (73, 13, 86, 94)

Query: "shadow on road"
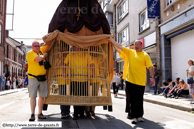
(22, 113, 165, 129)
(132, 118, 165, 129)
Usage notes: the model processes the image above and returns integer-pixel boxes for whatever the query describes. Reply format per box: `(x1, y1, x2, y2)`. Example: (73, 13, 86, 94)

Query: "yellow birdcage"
(42, 29, 114, 111)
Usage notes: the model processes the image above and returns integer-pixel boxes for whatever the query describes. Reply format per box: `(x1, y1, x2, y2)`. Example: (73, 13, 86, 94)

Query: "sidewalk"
(0, 88, 27, 96)
(112, 89, 194, 112)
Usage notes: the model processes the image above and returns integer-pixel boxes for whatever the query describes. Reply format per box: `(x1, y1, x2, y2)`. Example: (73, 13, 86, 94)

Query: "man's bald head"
(32, 41, 40, 53)
(134, 40, 143, 52)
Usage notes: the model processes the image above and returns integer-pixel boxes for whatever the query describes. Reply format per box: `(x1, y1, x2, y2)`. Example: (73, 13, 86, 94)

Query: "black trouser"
(125, 81, 131, 116)
(126, 81, 145, 119)
(113, 82, 118, 94)
(71, 81, 88, 116)
(59, 85, 70, 115)
(121, 79, 124, 90)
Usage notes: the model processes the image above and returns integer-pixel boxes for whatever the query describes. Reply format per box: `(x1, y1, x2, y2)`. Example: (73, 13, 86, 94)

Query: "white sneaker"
(137, 117, 144, 122)
(131, 118, 138, 124)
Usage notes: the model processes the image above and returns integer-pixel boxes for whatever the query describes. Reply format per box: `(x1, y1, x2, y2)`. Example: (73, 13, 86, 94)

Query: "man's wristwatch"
(150, 76, 154, 78)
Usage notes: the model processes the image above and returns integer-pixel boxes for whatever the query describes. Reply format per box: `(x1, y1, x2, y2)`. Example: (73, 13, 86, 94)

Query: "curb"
(113, 92, 192, 112)
(0, 88, 27, 96)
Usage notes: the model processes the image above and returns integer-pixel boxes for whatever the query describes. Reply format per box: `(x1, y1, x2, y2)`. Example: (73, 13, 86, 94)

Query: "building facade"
(159, 0, 194, 82)
(109, 0, 159, 73)
(4, 36, 27, 78)
(0, 0, 7, 75)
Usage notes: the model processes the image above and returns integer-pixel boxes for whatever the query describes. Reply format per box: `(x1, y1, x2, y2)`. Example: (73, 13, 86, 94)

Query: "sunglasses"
(33, 45, 40, 47)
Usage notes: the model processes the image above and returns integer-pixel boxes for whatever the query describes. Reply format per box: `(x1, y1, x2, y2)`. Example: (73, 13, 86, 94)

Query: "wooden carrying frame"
(44, 41, 112, 106)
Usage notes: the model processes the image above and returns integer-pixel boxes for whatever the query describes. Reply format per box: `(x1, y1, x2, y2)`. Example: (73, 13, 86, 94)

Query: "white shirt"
(112, 74, 118, 83)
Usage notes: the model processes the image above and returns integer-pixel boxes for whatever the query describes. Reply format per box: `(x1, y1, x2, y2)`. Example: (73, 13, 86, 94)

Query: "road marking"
(0, 101, 15, 109)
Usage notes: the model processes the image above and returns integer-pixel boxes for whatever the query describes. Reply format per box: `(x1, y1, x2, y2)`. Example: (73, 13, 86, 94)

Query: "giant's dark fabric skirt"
(48, 0, 110, 34)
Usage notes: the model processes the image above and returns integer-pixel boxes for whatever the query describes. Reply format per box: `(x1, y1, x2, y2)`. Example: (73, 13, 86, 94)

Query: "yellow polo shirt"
(90, 56, 104, 83)
(27, 45, 47, 79)
(119, 51, 128, 80)
(122, 47, 153, 86)
(64, 53, 92, 82)
(54, 57, 69, 85)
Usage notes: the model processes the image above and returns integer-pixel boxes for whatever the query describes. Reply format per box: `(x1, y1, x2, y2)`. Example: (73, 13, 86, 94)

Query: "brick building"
(0, 0, 27, 79)
(0, 0, 7, 75)
(4, 36, 27, 78)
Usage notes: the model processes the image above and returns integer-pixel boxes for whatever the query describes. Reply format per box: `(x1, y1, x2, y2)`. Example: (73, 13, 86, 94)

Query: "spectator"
(112, 70, 118, 97)
(160, 78, 173, 97)
(0, 73, 5, 91)
(153, 64, 161, 95)
(6, 76, 11, 90)
(171, 79, 189, 99)
(24, 75, 28, 87)
(116, 73, 121, 91)
(12, 76, 16, 89)
(186, 58, 194, 104)
(167, 78, 180, 97)
(120, 72, 124, 90)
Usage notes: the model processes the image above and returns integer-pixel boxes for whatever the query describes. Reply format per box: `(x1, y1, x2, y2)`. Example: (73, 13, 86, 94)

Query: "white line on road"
(0, 101, 15, 110)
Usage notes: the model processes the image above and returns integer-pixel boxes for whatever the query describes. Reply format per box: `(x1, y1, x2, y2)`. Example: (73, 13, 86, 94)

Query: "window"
(139, 9, 149, 32)
(106, 13, 113, 28)
(118, 27, 129, 44)
(102, 0, 111, 9)
(0, 0, 3, 15)
(166, 0, 173, 6)
(7, 45, 9, 58)
(118, 0, 128, 21)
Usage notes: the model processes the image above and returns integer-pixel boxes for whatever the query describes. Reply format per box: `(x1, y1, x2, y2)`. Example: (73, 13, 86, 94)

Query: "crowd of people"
(0, 73, 27, 91)
(156, 58, 194, 104)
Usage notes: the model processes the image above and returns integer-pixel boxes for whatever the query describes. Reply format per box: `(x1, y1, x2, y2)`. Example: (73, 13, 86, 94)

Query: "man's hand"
(40, 43, 45, 47)
(150, 78, 155, 86)
(107, 37, 114, 43)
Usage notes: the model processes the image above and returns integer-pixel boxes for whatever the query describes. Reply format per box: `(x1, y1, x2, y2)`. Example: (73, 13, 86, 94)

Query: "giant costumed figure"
(42, 0, 114, 119)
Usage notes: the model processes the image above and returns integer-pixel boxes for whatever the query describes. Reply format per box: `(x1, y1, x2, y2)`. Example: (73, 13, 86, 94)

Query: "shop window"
(118, 27, 129, 44)
(118, 0, 128, 22)
(139, 8, 149, 32)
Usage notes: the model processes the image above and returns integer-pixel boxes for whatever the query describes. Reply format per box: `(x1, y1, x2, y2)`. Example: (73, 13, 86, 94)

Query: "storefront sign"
(161, 7, 194, 35)
(140, 38, 145, 48)
(147, 0, 160, 19)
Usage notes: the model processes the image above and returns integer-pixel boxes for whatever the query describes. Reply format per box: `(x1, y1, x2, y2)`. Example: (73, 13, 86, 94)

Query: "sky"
(7, 0, 62, 45)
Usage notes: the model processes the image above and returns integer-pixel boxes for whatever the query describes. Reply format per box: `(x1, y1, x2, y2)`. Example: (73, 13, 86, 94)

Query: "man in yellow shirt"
(64, 46, 95, 120)
(119, 51, 132, 119)
(54, 45, 70, 119)
(27, 41, 48, 121)
(108, 37, 155, 124)
(85, 46, 106, 117)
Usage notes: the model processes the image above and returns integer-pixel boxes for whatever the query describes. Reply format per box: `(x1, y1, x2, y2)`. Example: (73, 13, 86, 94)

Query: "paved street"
(0, 89, 194, 129)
